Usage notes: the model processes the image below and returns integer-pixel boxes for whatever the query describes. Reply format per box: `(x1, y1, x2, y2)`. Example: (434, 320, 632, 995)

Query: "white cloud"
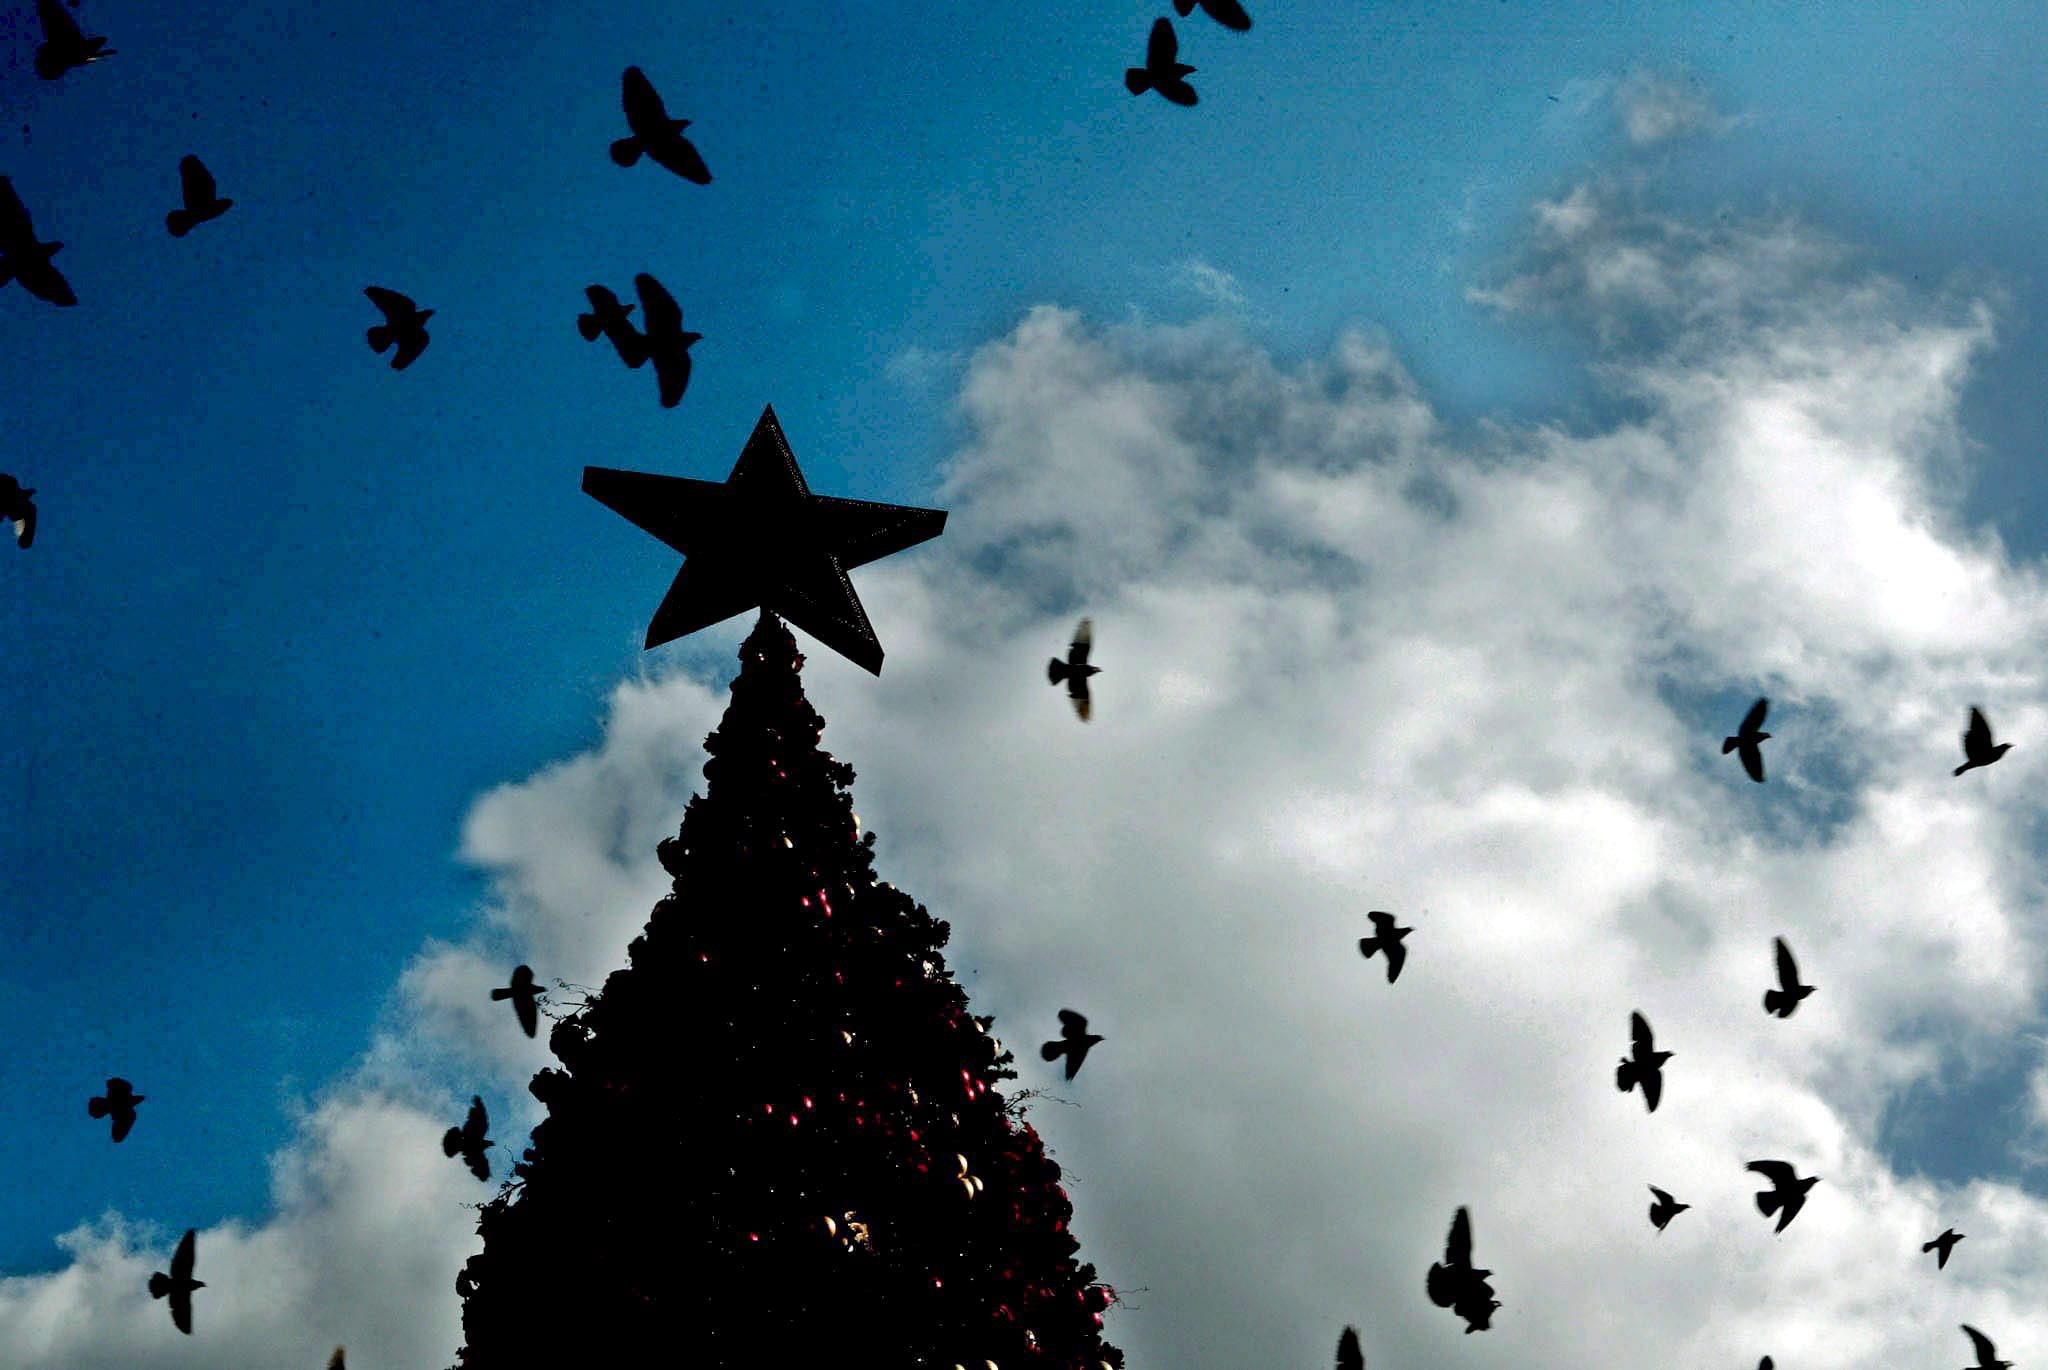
(1179, 259, 1250, 311)
(1613, 70, 1738, 146)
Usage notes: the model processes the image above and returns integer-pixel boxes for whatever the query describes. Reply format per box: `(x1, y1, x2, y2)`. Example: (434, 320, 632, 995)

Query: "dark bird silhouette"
(1048, 618, 1099, 720)
(634, 273, 700, 408)
(364, 286, 432, 370)
(1040, 1009, 1103, 1080)
(612, 67, 712, 184)
(578, 284, 647, 367)
(329, 1350, 346, 1370)
(491, 964, 542, 1038)
(0, 177, 77, 307)
(1955, 706, 2012, 776)
(1647, 1185, 1690, 1231)
(1616, 1011, 1672, 1113)
(1425, 1206, 1499, 1333)
(34, 0, 114, 80)
(1357, 911, 1411, 983)
(147, 1228, 203, 1335)
(165, 155, 232, 237)
(443, 1095, 493, 1181)
(1174, 0, 1252, 30)
(1746, 1159, 1818, 1233)
(86, 1076, 143, 1141)
(1724, 696, 1770, 782)
(1962, 1325, 2011, 1370)
(1759, 1361, 1773, 1370)
(1125, 18, 1198, 106)
(1923, 1228, 1964, 1269)
(0, 474, 36, 549)
(1335, 1326, 1363, 1370)
(1764, 936, 1815, 1018)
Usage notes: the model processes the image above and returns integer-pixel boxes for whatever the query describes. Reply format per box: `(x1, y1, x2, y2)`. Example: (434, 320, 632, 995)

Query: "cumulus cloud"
(1613, 70, 1738, 146)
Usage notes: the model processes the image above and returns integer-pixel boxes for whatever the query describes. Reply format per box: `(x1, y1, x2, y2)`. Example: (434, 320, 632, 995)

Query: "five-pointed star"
(584, 405, 946, 674)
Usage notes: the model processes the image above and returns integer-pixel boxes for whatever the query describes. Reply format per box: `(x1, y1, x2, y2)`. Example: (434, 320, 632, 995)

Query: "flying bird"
(634, 273, 701, 408)
(1335, 1326, 1363, 1370)
(1616, 1011, 1672, 1113)
(1955, 706, 2012, 776)
(87, 1076, 143, 1141)
(1723, 696, 1770, 782)
(147, 1228, 204, 1334)
(578, 284, 647, 367)
(1763, 936, 1814, 1018)
(1746, 1159, 1819, 1233)
(1125, 18, 1198, 106)
(443, 1095, 494, 1181)
(1425, 1206, 1499, 1333)
(1048, 618, 1100, 720)
(1040, 1009, 1103, 1080)
(1357, 911, 1411, 983)
(612, 67, 712, 184)
(0, 176, 77, 306)
(165, 156, 233, 237)
(1174, 0, 1252, 29)
(1962, 1325, 2011, 1370)
(1647, 1185, 1690, 1231)
(0, 474, 36, 549)
(33, 0, 115, 80)
(492, 964, 542, 1038)
(328, 1350, 347, 1370)
(1923, 1228, 1964, 1269)
(364, 287, 432, 370)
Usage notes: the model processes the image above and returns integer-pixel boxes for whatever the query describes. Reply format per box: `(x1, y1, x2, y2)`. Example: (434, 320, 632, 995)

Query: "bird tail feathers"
(1040, 1041, 1062, 1061)
(576, 312, 602, 341)
(609, 137, 644, 167)
(367, 324, 393, 353)
(442, 1127, 463, 1157)
(87, 1097, 108, 1118)
(1763, 988, 1790, 1016)
(1616, 1060, 1637, 1092)
(148, 1273, 170, 1299)
(1920, 1236, 1938, 1252)
(1756, 1191, 1782, 1217)
(1358, 935, 1381, 960)
(1425, 1262, 1457, 1308)
(1048, 658, 1069, 684)
(166, 210, 190, 237)
(1721, 736, 1739, 753)
(1124, 68, 1152, 95)
(1953, 761, 1970, 776)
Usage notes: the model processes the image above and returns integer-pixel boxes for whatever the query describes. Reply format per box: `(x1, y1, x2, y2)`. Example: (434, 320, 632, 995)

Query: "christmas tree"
(450, 612, 1124, 1368)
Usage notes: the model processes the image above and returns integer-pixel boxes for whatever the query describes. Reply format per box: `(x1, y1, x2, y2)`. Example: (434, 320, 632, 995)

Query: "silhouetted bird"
(1425, 1206, 1499, 1333)
(443, 1095, 493, 1181)
(1759, 1360, 1773, 1370)
(578, 284, 647, 367)
(1616, 1011, 1671, 1113)
(1647, 1185, 1690, 1231)
(1357, 911, 1410, 983)
(1125, 18, 1198, 106)
(1746, 1159, 1818, 1233)
(0, 474, 36, 549)
(1335, 1325, 1363, 1370)
(634, 273, 700, 408)
(1174, 0, 1252, 30)
(1962, 1325, 2011, 1370)
(1724, 696, 1770, 782)
(329, 1349, 346, 1370)
(1923, 1228, 1964, 1269)
(1955, 706, 2011, 776)
(87, 1076, 143, 1141)
(491, 964, 542, 1038)
(364, 286, 432, 370)
(1763, 936, 1815, 1018)
(612, 67, 712, 184)
(1048, 618, 1099, 720)
(165, 155, 232, 237)
(1040, 1009, 1103, 1080)
(147, 1228, 203, 1335)
(33, 0, 114, 80)
(0, 176, 77, 306)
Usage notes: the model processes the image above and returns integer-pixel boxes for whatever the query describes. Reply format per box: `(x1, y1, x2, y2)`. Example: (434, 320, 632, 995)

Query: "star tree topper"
(583, 405, 946, 674)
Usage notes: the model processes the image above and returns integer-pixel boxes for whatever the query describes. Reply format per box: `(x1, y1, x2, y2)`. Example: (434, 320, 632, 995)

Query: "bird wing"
(621, 66, 667, 129)
(1740, 696, 1768, 735)
(1747, 1160, 1796, 1187)
(1071, 686, 1091, 721)
(467, 1147, 491, 1181)
(36, 0, 82, 45)
(179, 155, 217, 205)
(514, 993, 538, 1038)
(1382, 937, 1406, 983)
(1774, 937, 1799, 990)
(1444, 1207, 1471, 1265)
(1962, 1326, 1998, 1364)
(1965, 706, 1992, 754)
(364, 286, 412, 319)
(1739, 741, 1765, 783)
(658, 136, 713, 185)
(1335, 1326, 1363, 1370)
(391, 328, 429, 370)
(1147, 16, 1178, 67)
(1069, 618, 1093, 668)
(329, 1348, 347, 1370)
(110, 1108, 134, 1142)
(0, 177, 35, 244)
(1641, 1065, 1663, 1112)
(465, 1096, 489, 1141)
(1202, 0, 1254, 29)
(651, 345, 692, 408)
(1058, 1008, 1089, 1035)
(1630, 1011, 1654, 1056)
(1649, 1185, 1672, 1205)
(171, 1228, 197, 1281)
(634, 272, 683, 337)
(170, 1284, 194, 1334)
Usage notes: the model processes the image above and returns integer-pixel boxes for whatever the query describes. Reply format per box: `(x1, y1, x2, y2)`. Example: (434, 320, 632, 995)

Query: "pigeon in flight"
(612, 67, 712, 184)
(1335, 1326, 1363, 1370)
(33, 0, 115, 80)
(1357, 911, 1411, 983)
(578, 284, 647, 367)
(492, 964, 542, 1038)
(1174, 0, 1252, 30)
(1125, 18, 1198, 106)
(634, 273, 701, 408)
(0, 177, 77, 306)
(1040, 1009, 1104, 1079)
(0, 474, 36, 549)
(148, 1228, 204, 1334)
(365, 287, 432, 370)
(1048, 618, 1100, 720)
(328, 1350, 347, 1370)
(1955, 706, 2011, 776)
(165, 156, 233, 237)
(1961, 1325, 2011, 1370)
(1723, 697, 1770, 782)
(1923, 1228, 1964, 1269)
(1763, 937, 1814, 1019)
(1425, 1206, 1499, 1334)
(87, 1076, 143, 1141)
(1616, 1011, 1672, 1113)
(1647, 1185, 1690, 1231)
(1746, 1159, 1818, 1233)
(443, 1095, 494, 1181)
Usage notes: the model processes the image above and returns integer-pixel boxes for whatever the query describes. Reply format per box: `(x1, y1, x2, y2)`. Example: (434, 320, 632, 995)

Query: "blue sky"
(7, 2, 2048, 1366)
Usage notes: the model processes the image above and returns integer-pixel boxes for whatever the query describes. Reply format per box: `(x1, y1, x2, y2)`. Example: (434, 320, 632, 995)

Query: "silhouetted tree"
(450, 612, 1123, 1368)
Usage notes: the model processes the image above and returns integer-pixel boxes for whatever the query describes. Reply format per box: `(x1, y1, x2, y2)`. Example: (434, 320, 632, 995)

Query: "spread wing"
(364, 286, 413, 319)
(622, 66, 667, 129)
(170, 1283, 194, 1335)
(1746, 1159, 1795, 1188)
(329, 1349, 347, 1370)
(1640, 1064, 1663, 1112)
(1146, 17, 1178, 68)
(514, 992, 538, 1038)
(1630, 1011, 1654, 1057)
(658, 135, 712, 185)
(1774, 937, 1799, 990)
(1649, 1185, 1673, 1205)
(171, 1227, 197, 1281)
(1335, 1326, 1363, 1370)
(391, 328, 429, 370)
(0, 177, 36, 244)
(1962, 1326, 1998, 1365)
(179, 155, 216, 205)
(634, 273, 682, 338)
(1739, 739, 1765, 782)
(1069, 618, 1093, 668)
(1058, 1008, 1088, 1036)
(1443, 1206, 1471, 1266)
(1201, 0, 1253, 29)
(36, 0, 82, 45)
(465, 1096, 489, 1142)
(1368, 911, 1397, 936)
(651, 345, 692, 407)
(1965, 706, 1992, 753)
(1740, 696, 1768, 735)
